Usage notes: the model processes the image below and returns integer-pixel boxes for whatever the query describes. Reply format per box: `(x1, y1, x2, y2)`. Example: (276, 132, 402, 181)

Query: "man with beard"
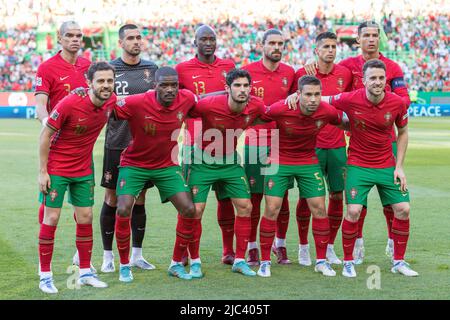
(99, 24, 158, 273)
(37, 62, 116, 293)
(241, 29, 296, 266)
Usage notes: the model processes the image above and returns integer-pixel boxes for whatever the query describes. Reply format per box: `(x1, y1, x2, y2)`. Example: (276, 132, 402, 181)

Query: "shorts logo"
(104, 171, 112, 184)
(267, 179, 275, 190)
(119, 178, 126, 189)
(50, 110, 59, 121)
(350, 187, 358, 200)
(249, 176, 256, 187)
(49, 189, 58, 202)
(192, 186, 198, 196)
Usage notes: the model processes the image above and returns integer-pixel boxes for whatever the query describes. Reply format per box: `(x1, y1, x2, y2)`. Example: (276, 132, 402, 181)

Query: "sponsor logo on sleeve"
(36, 77, 42, 86)
(50, 110, 59, 120)
(116, 99, 126, 108)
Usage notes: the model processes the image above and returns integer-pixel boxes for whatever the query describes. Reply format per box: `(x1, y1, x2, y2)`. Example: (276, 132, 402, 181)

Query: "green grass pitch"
(0, 117, 449, 300)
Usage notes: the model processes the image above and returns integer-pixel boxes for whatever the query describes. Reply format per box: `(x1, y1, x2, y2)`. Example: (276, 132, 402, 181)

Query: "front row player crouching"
(327, 59, 418, 278)
(112, 67, 197, 282)
(37, 62, 116, 293)
(255, 75, 349, 277)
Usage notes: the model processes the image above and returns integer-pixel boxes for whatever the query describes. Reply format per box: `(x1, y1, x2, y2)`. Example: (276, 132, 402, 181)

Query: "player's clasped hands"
(38, 171, 51, 194)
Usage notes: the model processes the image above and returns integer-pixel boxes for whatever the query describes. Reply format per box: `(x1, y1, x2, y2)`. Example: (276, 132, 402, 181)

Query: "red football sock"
(384, 206, 395, 239)
(234, 216, 251, 259)
(328, 197, 343, 244)
(188, 218, 202, 260)
(342, 219, 359, 261)
(217, 198, 235, 256)
(312, 217, 330, 260)
(39, 223, 57, 273)
(296, 198, 311, 245)
(173, 214, 194, 262)
(357, 206, 367, 238)
(259, 216, 276, 261)
(392, 218, 410, 261)
(115, 215, 131, 265)
(249, 193, 263, 242)
(76, 223, 93, 269)
(38, 203, 44, 224)
(276, 192, 290, 240)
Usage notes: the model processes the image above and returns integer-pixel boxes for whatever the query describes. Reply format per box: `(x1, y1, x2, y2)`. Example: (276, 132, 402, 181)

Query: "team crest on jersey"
(267, 179, 275, 190)
(177, 111, 184, 122)
(104, 171, 112, 184)
(50, 110, 59, 120)
(282, 77, 288, 87)
(337, 78, 344, 91)
(249, 176, 256, 187)
(384, 112, 392, 123)
(36, 77, 42, 86)
(244, 115, 251, 124)
(117, 99, 126, 108)
(222, 70, 227, 78)
(49, 189, 58, 202)
(119, 178, 126, 189)
(144, 69, 152, 83)
(192, 186, 199, 196)
(315, 120, 324, 129)
(350, 188, 358, 200)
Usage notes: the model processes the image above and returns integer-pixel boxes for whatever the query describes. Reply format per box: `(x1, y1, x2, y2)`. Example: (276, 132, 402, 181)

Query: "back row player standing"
(175, 25, 237, 265)
(99, 24, 158, 273)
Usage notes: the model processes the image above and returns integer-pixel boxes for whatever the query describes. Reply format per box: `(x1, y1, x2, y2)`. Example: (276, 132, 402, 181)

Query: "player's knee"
(346, 208, 360, 222)
(181, 203, 196, 218)
(236, 200, 252, 217)
(104, 189, 117, 207)
(116, 205, 131, 217)
(329, 192, 343, 201)
(265, 203, 281, 219)
(311, 206, 327, 218)
(394, 203, 410, 219)
(45, 212, 59, 225)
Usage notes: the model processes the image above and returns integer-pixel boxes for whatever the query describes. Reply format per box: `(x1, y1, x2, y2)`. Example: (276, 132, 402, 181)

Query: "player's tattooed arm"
(38, 125, 56, 194)
(394, 125, 409, 192)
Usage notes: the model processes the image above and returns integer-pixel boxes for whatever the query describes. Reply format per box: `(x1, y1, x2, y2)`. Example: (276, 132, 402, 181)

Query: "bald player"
(175, 25, 236, 266)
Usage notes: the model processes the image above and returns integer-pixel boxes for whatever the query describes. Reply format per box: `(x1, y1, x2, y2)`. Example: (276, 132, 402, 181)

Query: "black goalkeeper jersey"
(105, 58, 158, 150)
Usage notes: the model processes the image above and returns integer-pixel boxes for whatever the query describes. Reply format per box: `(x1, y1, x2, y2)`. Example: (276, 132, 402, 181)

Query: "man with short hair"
(99, 24, 158, 273)
(256, 75, 346, 278)
(175, 25, 237, 265)
(34, 20, 95, 273)
(186, 69, 266, 277)
(113, 67, 197, 282)
(293, 31, 352, 267)
(327, 59, 417, 278)
(241, 28, 295, 266)
(37, 62, 116, 294)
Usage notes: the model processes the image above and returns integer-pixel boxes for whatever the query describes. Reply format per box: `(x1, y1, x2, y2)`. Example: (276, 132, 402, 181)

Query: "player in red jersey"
(175, 25, 237, 265)
(37, 62, 116, 293)
(241, 29, 295, 266)
(293, 32, 352, 267)
(34, 21, 95, 273)
(112, 67, 197, 282)
(255, 75, 348, 277)
(304, 21, 411, 264)
(186, 69, 266, 277)
(327, 60, 417, 277)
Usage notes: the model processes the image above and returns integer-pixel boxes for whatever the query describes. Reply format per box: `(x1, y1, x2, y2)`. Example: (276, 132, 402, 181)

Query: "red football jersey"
(114, 89, 197, 169)
(261, 100, 342, 165)
(189, 94, 265, 156)
(242, 60, 295, 146)
(330, 89, 408, 168)
(339, 53, 410, 142)
(35, 51, 91, 113)
(294, 64, 352, 149)
(175, 56, 235, 146)
(46, 94, 116, 177)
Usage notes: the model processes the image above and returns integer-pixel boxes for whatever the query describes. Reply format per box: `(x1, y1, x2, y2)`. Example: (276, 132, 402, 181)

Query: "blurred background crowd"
(0, 0, 449, 92)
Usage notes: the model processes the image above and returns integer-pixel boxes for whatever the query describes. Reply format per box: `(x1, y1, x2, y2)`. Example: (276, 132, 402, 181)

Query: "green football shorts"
(39, 174, 95, 208)
(116, 166, 190, 203)
(316, 146, 347, 193)
(264, 164, 326, 198)
(345, 165, 410, 206)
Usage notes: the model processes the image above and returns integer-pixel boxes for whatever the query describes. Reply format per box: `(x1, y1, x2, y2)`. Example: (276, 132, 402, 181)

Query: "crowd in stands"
(0, 0, 449, 92)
